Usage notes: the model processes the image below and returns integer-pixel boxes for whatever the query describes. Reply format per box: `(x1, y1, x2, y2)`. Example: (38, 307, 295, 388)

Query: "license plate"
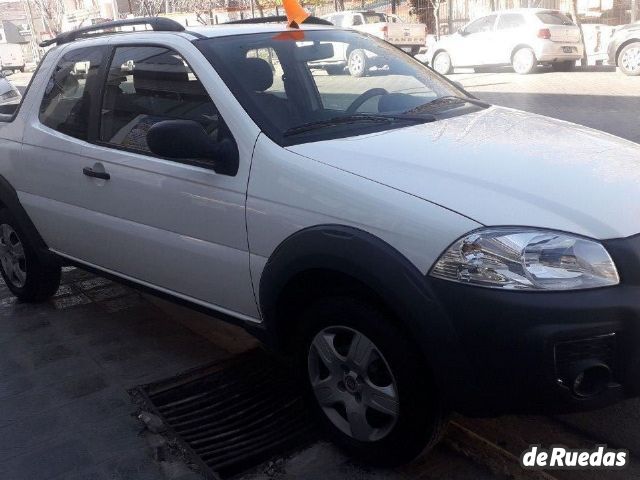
(562, 46, 575, 53)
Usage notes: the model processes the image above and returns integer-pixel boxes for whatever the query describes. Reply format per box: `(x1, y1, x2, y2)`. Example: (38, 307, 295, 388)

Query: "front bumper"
(427, 233, 640, 416)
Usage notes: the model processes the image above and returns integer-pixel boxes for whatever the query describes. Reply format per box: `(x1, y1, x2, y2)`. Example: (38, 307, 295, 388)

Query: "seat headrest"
(238, 57, 274, 92)
(133, 52, 189, 93)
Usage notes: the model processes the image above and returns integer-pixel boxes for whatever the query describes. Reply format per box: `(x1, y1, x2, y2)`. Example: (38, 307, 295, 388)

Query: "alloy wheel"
(348, 52, 365, 76)
(621, 46, 640, 74)
(433, 53, 451, 75)
(307, 326, 399, 442)
(0, 224, 26, 288)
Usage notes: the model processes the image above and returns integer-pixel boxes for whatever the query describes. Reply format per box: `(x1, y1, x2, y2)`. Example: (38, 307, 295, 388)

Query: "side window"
(352, 15, 363, 26)
(39, 46, 107, 140)
(496, 14, 526, 30)
(464, 15, 497, 34)
(100, 46, 224, 155)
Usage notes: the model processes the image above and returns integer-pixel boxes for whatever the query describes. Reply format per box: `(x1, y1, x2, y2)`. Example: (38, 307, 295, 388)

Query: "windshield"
(196, 29, 474, 145)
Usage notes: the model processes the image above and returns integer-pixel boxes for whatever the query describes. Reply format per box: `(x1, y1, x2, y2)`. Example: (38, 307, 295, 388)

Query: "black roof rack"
(39, 17, 185, 47)
(225, 15, 333, 26)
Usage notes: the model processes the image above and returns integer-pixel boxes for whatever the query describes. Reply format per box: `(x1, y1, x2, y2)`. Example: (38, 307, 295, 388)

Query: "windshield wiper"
(404, 95, 490, 115)
(283, 113, 435, 137)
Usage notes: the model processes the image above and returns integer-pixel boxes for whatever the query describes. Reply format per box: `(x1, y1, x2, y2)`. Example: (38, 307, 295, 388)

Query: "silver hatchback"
(429, 8, 584, 75)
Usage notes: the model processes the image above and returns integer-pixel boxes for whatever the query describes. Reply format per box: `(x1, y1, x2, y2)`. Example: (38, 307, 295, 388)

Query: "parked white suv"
(1, 16, 639, 468)
(429, 8, 584, 74)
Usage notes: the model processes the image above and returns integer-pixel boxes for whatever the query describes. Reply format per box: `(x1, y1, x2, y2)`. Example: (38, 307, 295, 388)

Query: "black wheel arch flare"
(258, 224, 476, 403)
(0, 174, 55, 264)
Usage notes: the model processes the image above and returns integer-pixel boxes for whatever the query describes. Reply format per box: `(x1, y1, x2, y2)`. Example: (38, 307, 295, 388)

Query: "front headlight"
(430, 228, 619, 290)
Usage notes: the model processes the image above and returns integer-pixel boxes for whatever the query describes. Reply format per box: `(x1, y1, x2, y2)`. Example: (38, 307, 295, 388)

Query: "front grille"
(554, 333, 617, 385)
(132, 350, 317, 479)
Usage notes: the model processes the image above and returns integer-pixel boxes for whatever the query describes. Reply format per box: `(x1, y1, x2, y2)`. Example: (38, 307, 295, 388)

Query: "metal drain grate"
(133, 349, 317, 479)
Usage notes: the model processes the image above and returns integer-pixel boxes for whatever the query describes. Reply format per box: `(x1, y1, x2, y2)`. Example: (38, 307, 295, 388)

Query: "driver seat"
(238, 57, 296, 130)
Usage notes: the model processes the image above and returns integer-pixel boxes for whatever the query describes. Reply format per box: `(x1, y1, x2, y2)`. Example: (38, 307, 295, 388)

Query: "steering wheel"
(345, 88, 389, 114)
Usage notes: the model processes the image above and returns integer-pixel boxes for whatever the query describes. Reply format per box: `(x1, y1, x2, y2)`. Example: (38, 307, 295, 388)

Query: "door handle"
(83, 166, 110, 180)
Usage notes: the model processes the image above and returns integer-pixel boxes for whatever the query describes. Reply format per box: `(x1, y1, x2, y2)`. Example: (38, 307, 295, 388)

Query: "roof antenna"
(283, 0, 310, 28)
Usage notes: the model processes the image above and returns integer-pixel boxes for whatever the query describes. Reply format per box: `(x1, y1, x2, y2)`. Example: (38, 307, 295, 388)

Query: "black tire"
(296, 296, 447, 467)
(511, 47, 537, 75)
(325, 65, 346, 75)
(618, 42, 640, 76)
(0, 208, 60, 302)
(348, 49, 368, 77)
(432, 51, 453, 75)
(551, 60, 576, 72)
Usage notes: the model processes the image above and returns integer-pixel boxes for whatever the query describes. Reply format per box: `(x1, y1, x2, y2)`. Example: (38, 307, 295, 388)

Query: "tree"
(569, 0, 588, 66)
(428, 0, 445, 39)
(30, 0, 64, 36)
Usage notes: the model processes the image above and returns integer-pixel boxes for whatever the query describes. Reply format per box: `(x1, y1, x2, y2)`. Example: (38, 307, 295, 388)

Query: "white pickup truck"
(2, 15, 640, 469)
(318, 11, 426, 75)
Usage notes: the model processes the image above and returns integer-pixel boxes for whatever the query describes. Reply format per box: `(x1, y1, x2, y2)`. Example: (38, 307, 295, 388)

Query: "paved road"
(455, 66, 640, 144)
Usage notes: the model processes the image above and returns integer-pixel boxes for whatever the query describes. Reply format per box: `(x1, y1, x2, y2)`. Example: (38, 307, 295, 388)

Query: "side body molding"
(258, 224, 474, 403)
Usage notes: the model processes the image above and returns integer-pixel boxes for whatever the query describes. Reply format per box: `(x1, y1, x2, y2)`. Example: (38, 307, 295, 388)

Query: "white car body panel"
(247, 133, 481, 279)
(288, 106, 640, 241)
(13, 35, 261, 319)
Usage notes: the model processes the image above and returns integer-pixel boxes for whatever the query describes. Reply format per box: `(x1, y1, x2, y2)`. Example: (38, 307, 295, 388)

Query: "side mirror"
(147, 120, 238, 176)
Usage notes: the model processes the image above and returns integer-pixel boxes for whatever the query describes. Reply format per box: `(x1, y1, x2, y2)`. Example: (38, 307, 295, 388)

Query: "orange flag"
(282, 0, 310, 28)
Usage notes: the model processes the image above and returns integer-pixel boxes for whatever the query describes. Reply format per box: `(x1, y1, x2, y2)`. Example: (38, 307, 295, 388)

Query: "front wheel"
(0, 209, 60, 302)
(619, 42, 640, 76)
(432, 51, 453, 75)
(298, 296, 447, 466)
(348, 49, 368, 77)
(512, 47, 537, 74)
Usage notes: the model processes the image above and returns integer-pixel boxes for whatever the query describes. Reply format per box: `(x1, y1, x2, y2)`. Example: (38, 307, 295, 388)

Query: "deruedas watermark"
(520, 445, 629, 469)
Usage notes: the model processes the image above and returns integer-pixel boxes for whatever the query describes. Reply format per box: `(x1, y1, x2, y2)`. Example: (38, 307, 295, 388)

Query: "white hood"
(288, 106, 640, 240)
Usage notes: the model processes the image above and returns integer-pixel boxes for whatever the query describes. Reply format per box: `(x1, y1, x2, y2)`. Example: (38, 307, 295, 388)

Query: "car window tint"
(465, 15, 497, 34)
(497, 14, 526, 30)
(536, 11, 574, 25)
(100, 46, 224, 154)
(39, 46, 106, 140)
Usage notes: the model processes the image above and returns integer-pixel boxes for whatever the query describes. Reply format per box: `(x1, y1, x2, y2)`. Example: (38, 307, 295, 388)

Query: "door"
(451, 15, 497, 66)
(20, 39, 261, 320)
(491, 13, 528, 64)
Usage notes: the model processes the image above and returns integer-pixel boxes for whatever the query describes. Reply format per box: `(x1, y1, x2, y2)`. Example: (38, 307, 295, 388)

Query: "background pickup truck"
(323, 10, 426, 54)
(315, 11, 426, 76)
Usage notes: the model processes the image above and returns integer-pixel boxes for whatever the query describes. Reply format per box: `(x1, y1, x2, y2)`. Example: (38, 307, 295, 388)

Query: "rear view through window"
(39, 46, 107, 140)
